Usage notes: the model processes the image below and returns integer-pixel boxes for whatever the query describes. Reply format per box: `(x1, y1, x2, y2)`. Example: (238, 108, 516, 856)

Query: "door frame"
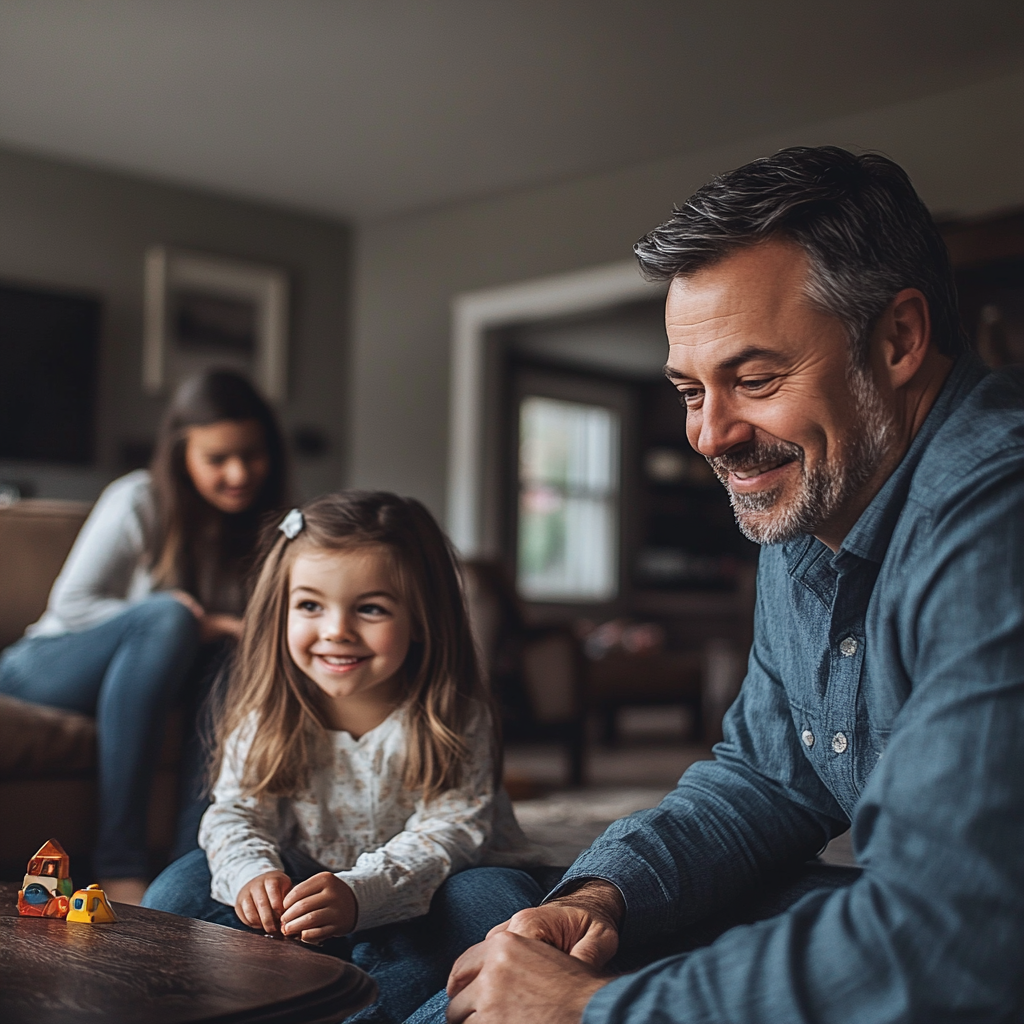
(447, 261, 664, 556)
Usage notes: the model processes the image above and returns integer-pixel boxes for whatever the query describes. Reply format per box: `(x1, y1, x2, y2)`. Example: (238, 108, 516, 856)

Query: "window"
(517, 396, 620, 601)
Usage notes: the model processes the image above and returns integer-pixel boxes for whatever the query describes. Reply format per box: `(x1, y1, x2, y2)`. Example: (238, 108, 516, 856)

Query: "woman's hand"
(235, 870, 293, 935)
(165, 591, 242, 642)
(280, 871, 358, 944)
(200, 613, 244, 643)
(168, 589, 205, 620)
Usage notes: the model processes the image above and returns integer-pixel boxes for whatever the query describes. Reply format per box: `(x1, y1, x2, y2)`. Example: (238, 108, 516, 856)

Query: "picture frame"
(142, 246, 288, 402)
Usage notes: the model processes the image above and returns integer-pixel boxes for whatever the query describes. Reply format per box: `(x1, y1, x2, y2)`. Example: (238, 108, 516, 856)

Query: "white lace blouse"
(198, 704, 539, 931)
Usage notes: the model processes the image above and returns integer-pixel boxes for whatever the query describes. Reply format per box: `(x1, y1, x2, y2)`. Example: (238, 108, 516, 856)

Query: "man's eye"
(739, 378, 774, 391)
(677, 388, 703, 406)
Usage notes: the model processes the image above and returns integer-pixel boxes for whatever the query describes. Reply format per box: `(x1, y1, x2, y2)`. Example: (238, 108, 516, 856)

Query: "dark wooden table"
(0, 882, 377, 1023)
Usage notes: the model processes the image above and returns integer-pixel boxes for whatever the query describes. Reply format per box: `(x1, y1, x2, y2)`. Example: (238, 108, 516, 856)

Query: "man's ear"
(877, 288, 931, 390)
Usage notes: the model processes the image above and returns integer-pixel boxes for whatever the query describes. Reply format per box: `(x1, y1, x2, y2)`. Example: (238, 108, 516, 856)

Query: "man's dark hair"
(634, 146, 967, 361)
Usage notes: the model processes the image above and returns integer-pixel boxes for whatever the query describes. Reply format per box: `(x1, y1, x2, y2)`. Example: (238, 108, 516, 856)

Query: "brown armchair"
(0, 500, 181, 876)
(462, 560, 587, 786)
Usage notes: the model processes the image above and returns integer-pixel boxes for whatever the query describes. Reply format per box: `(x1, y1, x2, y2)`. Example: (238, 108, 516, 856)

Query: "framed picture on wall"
(142, 246, 289, 402)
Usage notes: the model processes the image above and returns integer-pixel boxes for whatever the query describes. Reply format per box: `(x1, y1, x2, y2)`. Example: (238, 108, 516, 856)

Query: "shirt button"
(801, 729, 815, 748)
(839, 636, 858, 657)
(832, 732, 848, 754)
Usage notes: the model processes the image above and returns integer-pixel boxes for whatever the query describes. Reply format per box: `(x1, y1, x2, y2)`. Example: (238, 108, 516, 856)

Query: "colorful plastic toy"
(67, 884, 118, 924)
(17, 839, 73, 918)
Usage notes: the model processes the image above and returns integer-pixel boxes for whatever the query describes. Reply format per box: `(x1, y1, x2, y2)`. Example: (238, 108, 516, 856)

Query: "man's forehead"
(663, 242, 822, 371)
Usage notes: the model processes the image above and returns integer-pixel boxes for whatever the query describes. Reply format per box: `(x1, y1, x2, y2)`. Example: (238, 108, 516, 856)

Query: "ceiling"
(0, 1, 1021, 222)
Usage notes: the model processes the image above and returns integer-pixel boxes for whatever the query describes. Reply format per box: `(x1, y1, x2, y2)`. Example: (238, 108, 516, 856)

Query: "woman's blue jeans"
(143, 849, 554, 1024)
(0, 595, 204, 878)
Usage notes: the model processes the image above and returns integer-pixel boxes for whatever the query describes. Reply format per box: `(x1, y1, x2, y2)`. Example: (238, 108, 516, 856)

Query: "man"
(443, 147, 1024, 1022)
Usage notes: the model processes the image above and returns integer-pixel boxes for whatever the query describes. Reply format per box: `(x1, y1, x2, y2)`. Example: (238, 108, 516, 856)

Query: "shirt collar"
(834, 353, 988, 568)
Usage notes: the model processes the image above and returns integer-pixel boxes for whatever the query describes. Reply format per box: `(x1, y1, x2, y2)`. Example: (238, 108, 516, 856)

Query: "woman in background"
(0, 370, 287, 903)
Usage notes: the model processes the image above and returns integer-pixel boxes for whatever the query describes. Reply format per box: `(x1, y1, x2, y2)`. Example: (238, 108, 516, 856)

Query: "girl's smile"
(286, 546, 413, 735)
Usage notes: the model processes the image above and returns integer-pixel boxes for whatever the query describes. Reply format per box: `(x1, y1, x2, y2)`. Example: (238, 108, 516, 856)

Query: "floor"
(506, 710, 857, 869)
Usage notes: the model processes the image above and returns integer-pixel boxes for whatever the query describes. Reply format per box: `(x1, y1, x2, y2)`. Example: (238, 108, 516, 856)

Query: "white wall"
(0, 147, 352, 501)
(349, 68, 1024, 518)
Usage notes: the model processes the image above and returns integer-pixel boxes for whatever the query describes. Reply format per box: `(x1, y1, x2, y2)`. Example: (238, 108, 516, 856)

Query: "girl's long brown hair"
(209, 491, 496, 802)
(148, 370, 287, 610)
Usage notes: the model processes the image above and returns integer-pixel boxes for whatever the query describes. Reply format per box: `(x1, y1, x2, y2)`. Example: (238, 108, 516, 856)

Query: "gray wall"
(0, 147, 351, 501)
(349, 68, 1024, 522)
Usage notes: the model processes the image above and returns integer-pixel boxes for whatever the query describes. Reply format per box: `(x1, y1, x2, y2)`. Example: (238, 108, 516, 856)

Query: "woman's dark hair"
(634, 146, 967, 362)
(149, 370, 287, 609)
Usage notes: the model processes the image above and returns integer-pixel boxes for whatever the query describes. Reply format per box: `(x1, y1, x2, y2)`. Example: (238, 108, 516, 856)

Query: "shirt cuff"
(548, 847, 676, 947)
(334, 868, 393, 932)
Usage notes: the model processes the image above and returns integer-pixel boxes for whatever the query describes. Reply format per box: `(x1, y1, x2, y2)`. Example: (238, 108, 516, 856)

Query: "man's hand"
(491, 879, 625, 968)
(235, 870, 292, 935)
(447, 931, 609, 1024)
(280, 871, 357, 944)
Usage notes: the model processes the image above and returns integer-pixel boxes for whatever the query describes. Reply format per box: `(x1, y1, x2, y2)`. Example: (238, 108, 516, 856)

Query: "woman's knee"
(120, 597, 202, 668)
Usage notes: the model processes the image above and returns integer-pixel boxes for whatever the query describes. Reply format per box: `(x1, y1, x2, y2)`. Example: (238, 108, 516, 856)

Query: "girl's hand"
(280, 871, 358, 944)
(235, 870, 292, 934)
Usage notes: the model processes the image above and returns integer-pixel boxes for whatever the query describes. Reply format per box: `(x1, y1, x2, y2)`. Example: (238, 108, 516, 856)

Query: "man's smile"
(727, 456, 799, 490)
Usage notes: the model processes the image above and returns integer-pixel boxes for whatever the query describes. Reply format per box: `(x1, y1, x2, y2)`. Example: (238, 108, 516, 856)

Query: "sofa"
(0, 499, 180, 878)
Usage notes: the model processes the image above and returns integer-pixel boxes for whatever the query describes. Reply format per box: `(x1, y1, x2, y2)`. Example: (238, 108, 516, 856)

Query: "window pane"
(517, 397, 619, 601)
(519, 396, 617, 492)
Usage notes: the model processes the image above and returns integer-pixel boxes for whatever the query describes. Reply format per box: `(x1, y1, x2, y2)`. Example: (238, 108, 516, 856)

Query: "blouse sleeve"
(41, 471, 155, 632)
(198, 720, 286, 907)
(335, 709, 499, 931)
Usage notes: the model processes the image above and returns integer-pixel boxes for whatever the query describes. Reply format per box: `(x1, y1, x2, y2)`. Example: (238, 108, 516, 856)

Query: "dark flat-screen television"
(0, 281, 101, 464)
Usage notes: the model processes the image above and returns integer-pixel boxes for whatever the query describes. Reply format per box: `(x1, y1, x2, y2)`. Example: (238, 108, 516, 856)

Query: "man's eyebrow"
(664, 346, 784, 380)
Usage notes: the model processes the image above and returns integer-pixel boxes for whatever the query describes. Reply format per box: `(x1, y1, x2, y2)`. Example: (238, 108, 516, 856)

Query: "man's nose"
(691, 393, 754, 457)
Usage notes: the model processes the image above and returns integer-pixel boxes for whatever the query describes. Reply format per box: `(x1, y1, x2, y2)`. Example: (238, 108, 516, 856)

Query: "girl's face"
(184, 418, 270, 515)
(286, 545, 414, 732)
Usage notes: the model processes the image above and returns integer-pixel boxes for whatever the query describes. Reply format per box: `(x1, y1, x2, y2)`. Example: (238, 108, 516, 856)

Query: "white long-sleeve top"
(198, 704, 540, 932)
(28, 471, 157, 637)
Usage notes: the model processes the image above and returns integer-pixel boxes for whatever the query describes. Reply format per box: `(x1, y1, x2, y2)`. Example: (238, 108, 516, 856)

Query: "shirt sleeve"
(549, 568, 848, 946)
(41, 471, 154, 632)
(581, 460, 1024, 1023)
(334, 709, 498, 931)
(199, 720, 286, 907)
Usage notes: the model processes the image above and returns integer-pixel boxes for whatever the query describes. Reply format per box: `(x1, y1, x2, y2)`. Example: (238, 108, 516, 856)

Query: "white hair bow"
(278, 508, 305, 540)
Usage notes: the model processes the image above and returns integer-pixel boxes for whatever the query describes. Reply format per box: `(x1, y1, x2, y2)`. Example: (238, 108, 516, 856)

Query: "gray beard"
(708, 364, 896, 545)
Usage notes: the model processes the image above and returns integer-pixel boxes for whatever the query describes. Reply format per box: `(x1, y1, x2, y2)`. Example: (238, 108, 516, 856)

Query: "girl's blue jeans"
(0, 594, 210, 878)
(143, 849, 559, 1024)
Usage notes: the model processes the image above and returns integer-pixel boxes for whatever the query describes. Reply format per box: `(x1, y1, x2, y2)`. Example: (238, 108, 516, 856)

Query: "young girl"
(143, 491, 550, 1024)
(0, 370, 287, 904)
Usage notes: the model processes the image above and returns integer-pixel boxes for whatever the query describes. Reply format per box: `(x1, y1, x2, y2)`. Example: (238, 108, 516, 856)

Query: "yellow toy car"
(67, 884, 118, 924)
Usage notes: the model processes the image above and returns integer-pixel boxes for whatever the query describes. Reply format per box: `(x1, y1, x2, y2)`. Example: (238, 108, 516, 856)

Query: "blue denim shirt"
(558, 355, 1024, 1023)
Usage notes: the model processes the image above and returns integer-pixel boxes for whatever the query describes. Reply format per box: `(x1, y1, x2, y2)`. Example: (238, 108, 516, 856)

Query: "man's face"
(664, 240, 894, 546)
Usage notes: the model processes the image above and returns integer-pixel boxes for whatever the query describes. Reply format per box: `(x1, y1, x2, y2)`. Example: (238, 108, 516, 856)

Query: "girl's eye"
(297, 600, 320, 613)
(357, 603, 389, 617)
